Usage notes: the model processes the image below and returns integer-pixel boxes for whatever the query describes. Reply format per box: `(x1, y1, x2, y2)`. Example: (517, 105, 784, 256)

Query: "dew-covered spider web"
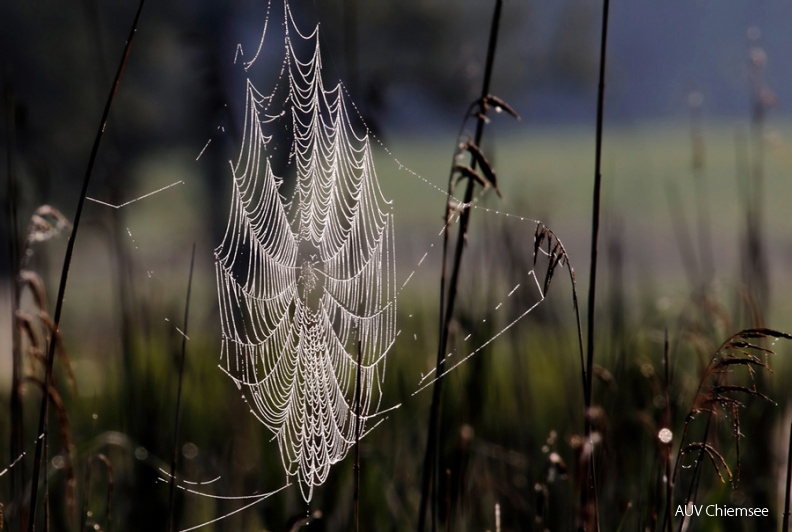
(214, 0, 397, 502)
(211, 0, 559, 511)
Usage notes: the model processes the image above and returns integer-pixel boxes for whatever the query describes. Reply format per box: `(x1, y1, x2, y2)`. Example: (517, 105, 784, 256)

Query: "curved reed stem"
(27, 2, 147, 529)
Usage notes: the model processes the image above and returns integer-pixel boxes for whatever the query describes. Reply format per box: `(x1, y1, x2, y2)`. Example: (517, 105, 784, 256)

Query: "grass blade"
(27, 2, 147, 528)
(354, 340, 362, 532)
(417, 2, 504, 530)
(783, 421, 792, 531)
(168, 243, 196, 532)
(580, 0, 611, 529)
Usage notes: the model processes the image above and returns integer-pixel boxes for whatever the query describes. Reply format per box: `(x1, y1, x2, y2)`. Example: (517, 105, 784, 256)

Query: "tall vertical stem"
(417, 2, 503, 530)
(581, 0, 610, 529)
(343, 0, 359, 97)
(354, 340, 363, 532)
(783, 420, 792, 532)
(27, 2, 146, 529)
(662, 330, 673, 532)
(168, 244, 196, 532)
(5, 74, 27, 527)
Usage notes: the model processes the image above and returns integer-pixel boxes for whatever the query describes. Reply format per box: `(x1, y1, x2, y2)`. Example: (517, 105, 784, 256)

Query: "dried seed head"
(19, 270, 48, 311)
(26, 205, 71, 244)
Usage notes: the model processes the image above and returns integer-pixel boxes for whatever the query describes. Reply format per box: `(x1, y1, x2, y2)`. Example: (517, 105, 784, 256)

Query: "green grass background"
(4, 118, 792, 529)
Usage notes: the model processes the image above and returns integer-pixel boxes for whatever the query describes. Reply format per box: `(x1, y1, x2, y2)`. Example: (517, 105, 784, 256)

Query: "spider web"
(210, 0, 561, 513)
(214, 1, 396, 502)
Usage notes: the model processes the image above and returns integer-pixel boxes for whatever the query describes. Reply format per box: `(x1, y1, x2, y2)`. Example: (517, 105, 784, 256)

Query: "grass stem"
(580, 0, 610, 529)
(783, 420, 792, 531)
(168, 243, 196, 532)
(27, 2, 147, 528)
(662, 330, 673, 532)
(354, 340, 362, 532)
(417, 2, 503, 530)
(5, 73, 27, 527)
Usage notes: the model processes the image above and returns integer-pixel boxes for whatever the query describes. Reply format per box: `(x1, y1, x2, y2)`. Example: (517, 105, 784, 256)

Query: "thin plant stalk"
(661, 330, 673, 532)
(27, 2, 147, 528)
(116, 222, 140, 421)
(168, 243, 196, 532)
(581, 0, 610, 529)
(354, 340, 362, 532)
(688, 93, 713, 290)
(666, 183, 701, 292)
(783, 420, 792, 532)
(5, 73, 27, 527)
(83, 0, 141, 429)
(670, 357, 714, 532)
(585, 0, 612, 409)
(79, 459, 93, 532)
(417, 1, 503, 530)
(343, 0, 359, 98)
(745, 41, 769, 313)
(677, 414, 713, 532)
(79, 454, 114, 532)
(445, 469, 452, 532)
